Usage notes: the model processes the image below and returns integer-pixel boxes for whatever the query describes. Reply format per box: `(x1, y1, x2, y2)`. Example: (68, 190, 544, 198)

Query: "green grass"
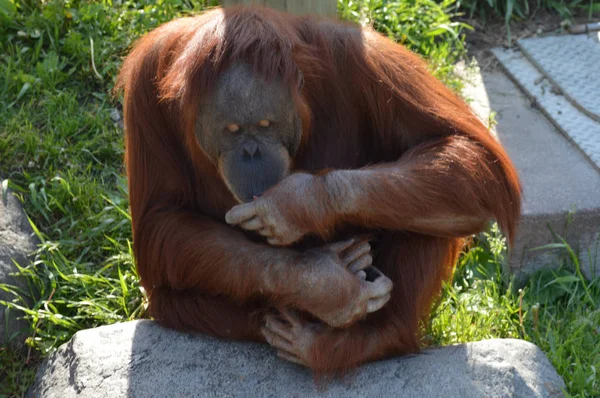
(457, 0, 600, 46)
(430, 224, 600, 397)
(459, 0, 600, 22)
(338, 0, 471, 90)
(0, 0, 598, 397)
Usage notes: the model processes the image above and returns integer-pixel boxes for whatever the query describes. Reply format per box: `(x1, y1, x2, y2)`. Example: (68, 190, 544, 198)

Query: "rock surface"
(29, 320, 565, 398)
(0, 178, 37, 345)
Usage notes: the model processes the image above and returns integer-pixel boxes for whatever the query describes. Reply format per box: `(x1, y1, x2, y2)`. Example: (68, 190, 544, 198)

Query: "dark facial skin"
(195, 63, 303, 203)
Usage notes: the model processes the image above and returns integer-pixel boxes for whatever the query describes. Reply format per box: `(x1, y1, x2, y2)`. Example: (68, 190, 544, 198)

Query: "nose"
(243, 140, 259, 157)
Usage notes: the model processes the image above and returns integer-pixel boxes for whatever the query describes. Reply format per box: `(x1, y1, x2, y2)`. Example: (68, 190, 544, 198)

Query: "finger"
(261, 327, 294, 352)
(256, 227, 273, 237)
(356, 270, 367, 280)
(277, 350, 306, 366)
(341, 241, 371, 264)
(279, 308, 301, 326)
(354, 234, 373, 244)
(240, 217, 263, 231)
(267, 237, 285, 246)
(258, 227, 273, 237)
(367, 294, 391, 313)
(225, 203, 257, 225)
(366, 274, 393, 297)
(265, 316, 294, 342)
(365, 265, 383, 279)
(326, 238, 355, 253)
(347, 253, 373, 273)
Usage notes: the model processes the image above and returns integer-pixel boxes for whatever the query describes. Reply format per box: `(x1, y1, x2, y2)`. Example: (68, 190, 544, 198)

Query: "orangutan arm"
(135, 208, 391, 328)
(321, 135, 519, 238)
(227, 135, 520, 244)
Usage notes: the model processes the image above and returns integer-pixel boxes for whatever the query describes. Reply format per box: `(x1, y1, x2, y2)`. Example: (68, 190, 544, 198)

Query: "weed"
(429, 224, 600, 397)
(0, 1, 598, 396)
(339, 0, 472, 90)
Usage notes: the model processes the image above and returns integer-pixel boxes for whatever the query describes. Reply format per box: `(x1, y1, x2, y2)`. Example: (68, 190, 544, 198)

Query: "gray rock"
(29, 320, 566, 398)
(0, 178, 37, 346)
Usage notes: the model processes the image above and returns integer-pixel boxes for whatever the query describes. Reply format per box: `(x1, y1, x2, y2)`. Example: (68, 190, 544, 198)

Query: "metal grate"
(492, 46, 600, 171)
(518, 35, 600, 122)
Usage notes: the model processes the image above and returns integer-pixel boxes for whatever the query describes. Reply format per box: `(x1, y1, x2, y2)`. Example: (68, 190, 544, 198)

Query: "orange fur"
(116, 6, 521, 375)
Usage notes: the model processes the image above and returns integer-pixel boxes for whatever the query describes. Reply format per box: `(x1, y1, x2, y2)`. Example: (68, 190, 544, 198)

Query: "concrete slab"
(459, 62, 600, 280)
(517, 34, 600, 121)
(492, 47, 600, 170)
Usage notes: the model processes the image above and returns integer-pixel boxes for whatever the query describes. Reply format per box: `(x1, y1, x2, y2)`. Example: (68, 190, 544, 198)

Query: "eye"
(226, 123, 240, 133)
(258, 119, 270, 128)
